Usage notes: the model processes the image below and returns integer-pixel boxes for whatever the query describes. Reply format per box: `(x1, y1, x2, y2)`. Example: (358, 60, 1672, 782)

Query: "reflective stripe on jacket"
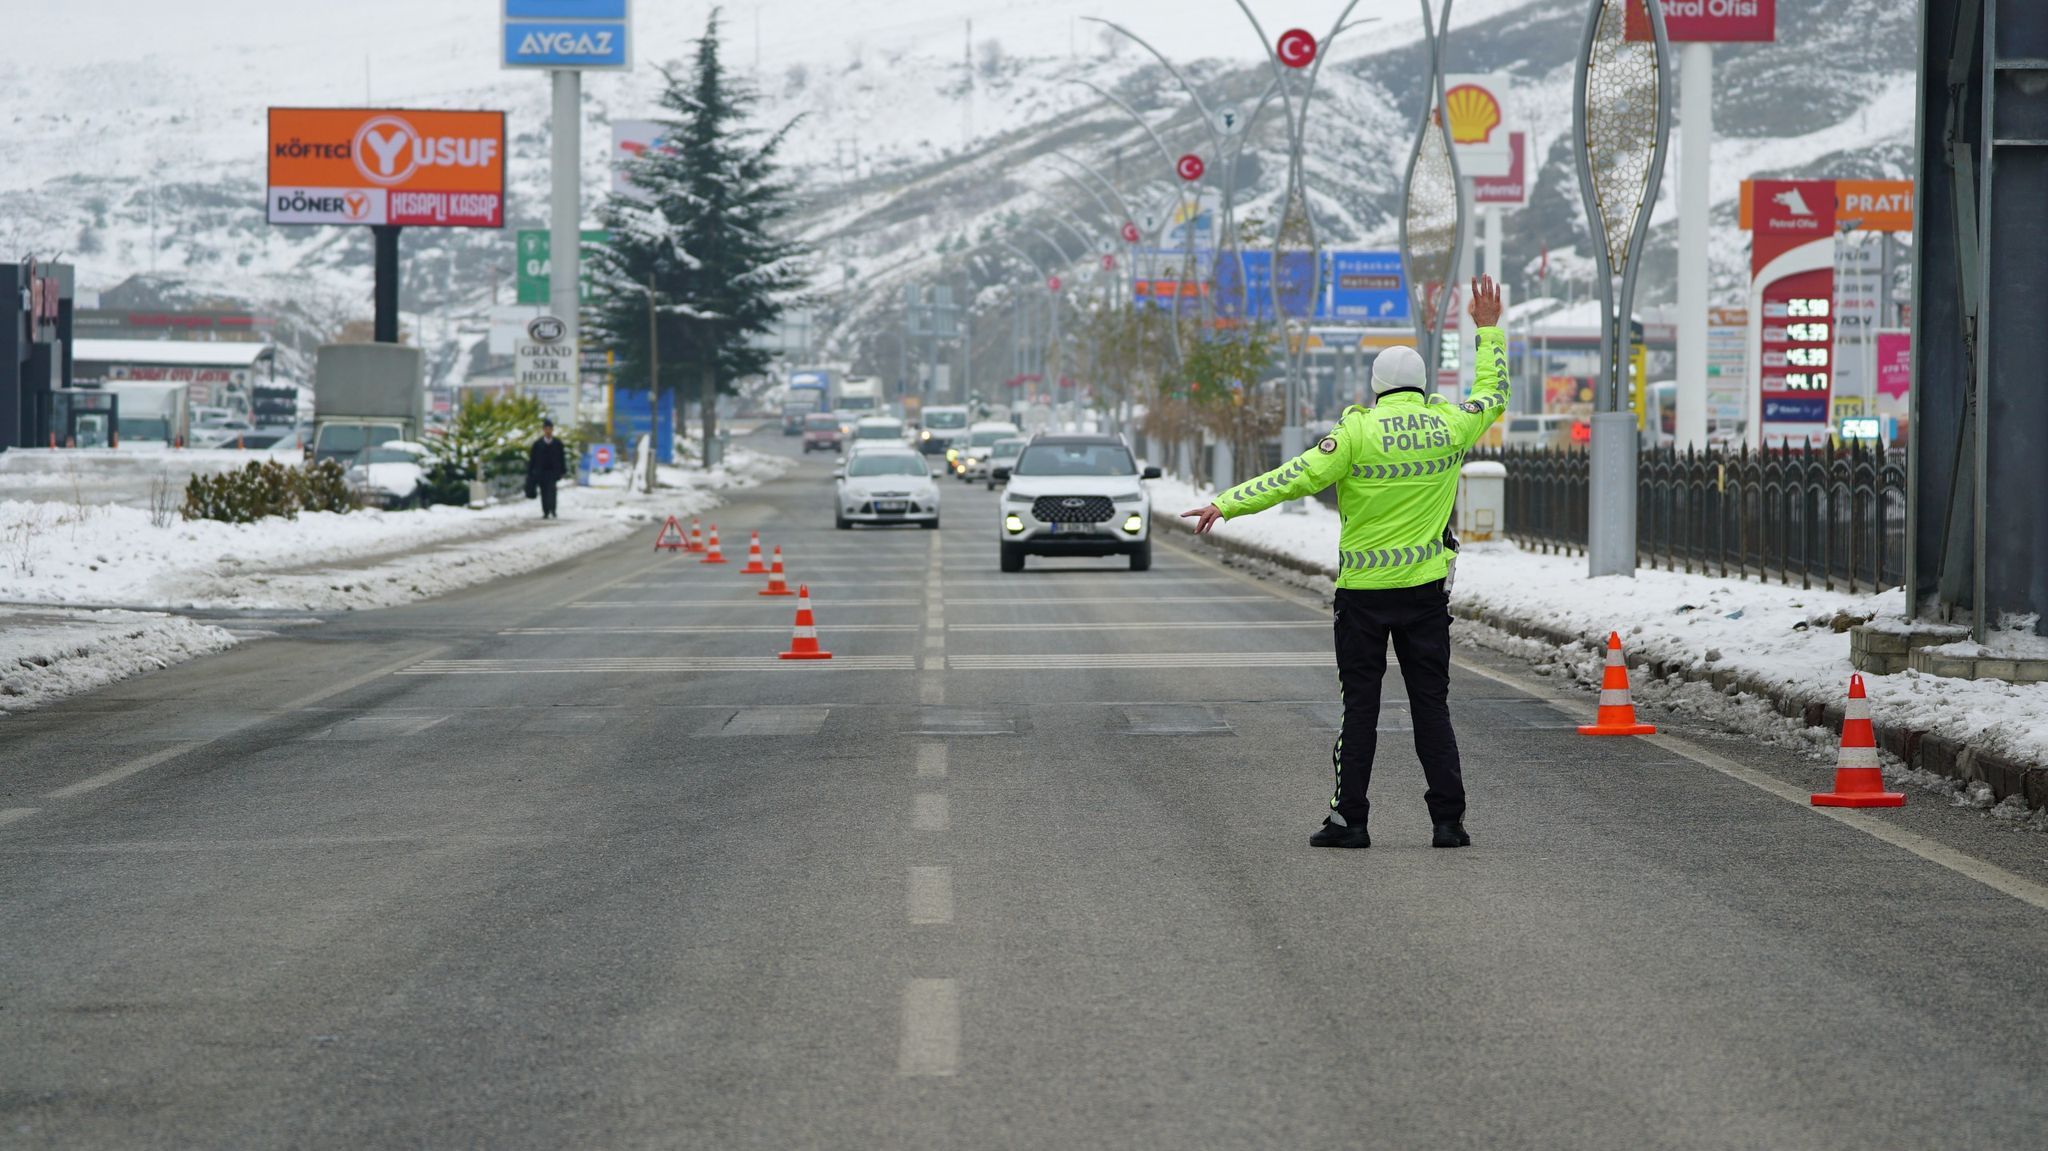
(1212, 326, 1510, 590)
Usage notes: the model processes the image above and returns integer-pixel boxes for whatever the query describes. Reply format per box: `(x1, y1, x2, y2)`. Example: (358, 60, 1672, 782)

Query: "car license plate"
(875, 501, 907, 513)
(1050, 522, 1094, 535)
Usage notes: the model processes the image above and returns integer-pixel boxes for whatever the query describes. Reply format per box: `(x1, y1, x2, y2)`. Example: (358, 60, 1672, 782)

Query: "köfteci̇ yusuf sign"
(267, 108, 506, 228)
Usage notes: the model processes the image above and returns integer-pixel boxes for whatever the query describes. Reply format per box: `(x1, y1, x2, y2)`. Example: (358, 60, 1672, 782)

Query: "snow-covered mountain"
(2, 0, 1917, 384)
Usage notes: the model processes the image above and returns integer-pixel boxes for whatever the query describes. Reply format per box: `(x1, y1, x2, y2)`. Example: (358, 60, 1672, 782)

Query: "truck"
(106, 381, 189, 448)
(309, 343, 426, 464)
(836, 375, 882, 415)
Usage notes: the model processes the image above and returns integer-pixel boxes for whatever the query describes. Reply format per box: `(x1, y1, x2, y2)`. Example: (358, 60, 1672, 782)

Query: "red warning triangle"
(654, 515, 688, 551)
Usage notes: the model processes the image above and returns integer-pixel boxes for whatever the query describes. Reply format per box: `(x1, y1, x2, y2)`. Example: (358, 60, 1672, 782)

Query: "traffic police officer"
(1183, 275, 1509, 850)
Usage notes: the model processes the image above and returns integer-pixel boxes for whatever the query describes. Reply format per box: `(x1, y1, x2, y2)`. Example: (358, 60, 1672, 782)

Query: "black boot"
(1310, 817, 1371, 849)
(1431, 821, 1471, 849)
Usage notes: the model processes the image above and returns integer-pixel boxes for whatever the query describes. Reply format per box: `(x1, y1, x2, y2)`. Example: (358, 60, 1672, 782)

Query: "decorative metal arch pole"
(1053, 151, 1150, 430)
(1232, 0, 1366, 479)
(1071, 79, 1189, 368)
(997, 238, 1056, 384)
(1573, 0, 1672, 577)
(1400, 0, 1465, 379)
(1030, 227, 1078, 395)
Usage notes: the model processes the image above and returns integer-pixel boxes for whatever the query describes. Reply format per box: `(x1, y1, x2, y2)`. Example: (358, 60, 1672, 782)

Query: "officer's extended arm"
(1210, 418, 1358, 520)
(1449, 276, 1510, 448)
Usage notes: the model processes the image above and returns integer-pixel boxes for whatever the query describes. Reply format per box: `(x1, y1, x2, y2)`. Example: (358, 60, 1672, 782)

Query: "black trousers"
(538, 480, 559, 517)
(1330, 580, 1465, 826)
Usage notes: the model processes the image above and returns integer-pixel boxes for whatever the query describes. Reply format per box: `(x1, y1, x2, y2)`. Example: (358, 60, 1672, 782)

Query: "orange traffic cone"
(686, 518, 706, 553)
(740, 531, 769, 574)
(1812, 674, 1904, 807)
(700, 524, 728, 564)
(758, 546, 793, 596)
(654, 515, 687, 552)
(1578, 632, 1657, 736)
(778, 585, 832, 659)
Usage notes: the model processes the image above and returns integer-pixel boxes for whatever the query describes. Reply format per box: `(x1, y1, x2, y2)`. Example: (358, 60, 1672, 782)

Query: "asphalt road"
(4, 430, 2046, 1150)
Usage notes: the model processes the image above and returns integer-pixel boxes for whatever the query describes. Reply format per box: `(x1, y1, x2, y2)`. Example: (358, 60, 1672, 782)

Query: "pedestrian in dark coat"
(528, 419, 568, 519)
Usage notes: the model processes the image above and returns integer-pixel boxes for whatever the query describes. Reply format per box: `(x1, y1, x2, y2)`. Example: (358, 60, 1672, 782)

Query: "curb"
(1163, 514, 2048, 810)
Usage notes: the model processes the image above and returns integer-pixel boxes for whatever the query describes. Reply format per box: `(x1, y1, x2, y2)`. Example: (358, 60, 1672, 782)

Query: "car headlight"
(1123, 513, 1144, 535)
(1004, 514, 1024, 534)
(920, 429, 931, 440)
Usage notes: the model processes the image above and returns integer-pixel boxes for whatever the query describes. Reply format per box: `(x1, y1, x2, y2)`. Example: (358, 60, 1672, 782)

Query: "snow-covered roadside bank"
(1153, 475, 2048, 815)
(0, 446, 790, 713)
(1, 608, 236, 715)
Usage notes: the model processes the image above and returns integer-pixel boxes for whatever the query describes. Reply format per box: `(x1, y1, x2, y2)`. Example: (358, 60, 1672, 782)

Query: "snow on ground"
(0, 446, 790, 715)
(1154, 474, 2048, 791)
(0, 607, 236, 716)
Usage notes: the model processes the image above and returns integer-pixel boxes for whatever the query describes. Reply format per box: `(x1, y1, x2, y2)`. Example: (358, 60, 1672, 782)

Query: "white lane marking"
(499, 625, 917, 635)
(0, 808, 40, 828)
(917, 744, 948, 779)
(1450, 655, 2048, 915)
(399, 656, 918, 674)
(912, 793, 951, 831)
(898, 979, 960, 1076)
(42, 741, 214, 801)
(924, 633, 947, 652)
(948, 620, 1324, 632)
(570, 599, 920, 609)
(919, 672, 946, 703)
(907, 866, 954, 925)
(943, 652, 1336, 670)
(944, 596, 1271, 606)
(44, 645, 449, 801)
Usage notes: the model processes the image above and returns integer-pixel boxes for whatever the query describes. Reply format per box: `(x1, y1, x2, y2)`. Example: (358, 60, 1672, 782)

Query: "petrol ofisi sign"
(268, 109, 506, 228)
(1624, 0, 1776, 43)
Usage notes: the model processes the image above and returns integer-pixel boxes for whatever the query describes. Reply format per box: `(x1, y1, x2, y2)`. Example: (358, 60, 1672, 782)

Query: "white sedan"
(835, 449, 940, 529)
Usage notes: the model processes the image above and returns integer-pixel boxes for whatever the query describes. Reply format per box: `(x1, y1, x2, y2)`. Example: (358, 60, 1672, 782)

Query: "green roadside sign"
(516, 229, 610, 305)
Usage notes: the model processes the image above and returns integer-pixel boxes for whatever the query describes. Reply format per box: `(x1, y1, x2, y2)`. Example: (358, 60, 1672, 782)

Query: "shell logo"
(1444, 84, 1503, 146)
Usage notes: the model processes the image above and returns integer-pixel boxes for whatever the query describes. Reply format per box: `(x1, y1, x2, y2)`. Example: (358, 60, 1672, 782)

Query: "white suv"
(995, 434, 1161, 571)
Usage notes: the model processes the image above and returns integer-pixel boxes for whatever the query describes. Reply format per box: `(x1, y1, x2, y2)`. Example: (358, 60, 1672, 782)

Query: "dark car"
(802, 411, 845, 453)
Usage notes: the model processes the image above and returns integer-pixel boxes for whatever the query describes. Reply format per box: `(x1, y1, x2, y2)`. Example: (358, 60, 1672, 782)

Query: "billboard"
(1739, 179, 1913, 233)
(503, 0, 632, 70)
(267, 109, 505, 228)
(1471, 132, 1529, 207)
(1442, 73, 1514, 179)
(1328, 251, 1408, 321)
(1625, 0, 1775, 43)
(1749, 179, 1835, 273)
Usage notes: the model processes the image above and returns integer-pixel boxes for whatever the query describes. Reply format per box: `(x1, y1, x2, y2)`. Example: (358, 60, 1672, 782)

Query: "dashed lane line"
(498, 625, 917, 635)
(917, 745, 948, 779)
(569, 599, 920, 609)
(0, 808, 41, 828)
(943, 595, 1271, 606)
(897, 979, 960, 1077)
(947, 621, 1324, 632)
(398, 656, 919, 675)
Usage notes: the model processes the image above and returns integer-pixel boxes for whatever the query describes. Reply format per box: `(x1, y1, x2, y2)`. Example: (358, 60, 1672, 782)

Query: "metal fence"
(1472, 443, 1909, 594)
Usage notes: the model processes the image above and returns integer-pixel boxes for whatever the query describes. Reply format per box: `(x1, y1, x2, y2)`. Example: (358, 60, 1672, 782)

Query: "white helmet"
(1371, 345, 1427, 395)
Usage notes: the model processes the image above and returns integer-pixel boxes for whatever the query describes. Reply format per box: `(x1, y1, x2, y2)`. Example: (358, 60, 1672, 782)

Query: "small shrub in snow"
(182, 460, 357, 523)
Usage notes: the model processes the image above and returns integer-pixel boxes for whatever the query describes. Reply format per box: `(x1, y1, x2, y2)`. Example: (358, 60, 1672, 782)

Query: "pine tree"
(590, 9, 807, 462)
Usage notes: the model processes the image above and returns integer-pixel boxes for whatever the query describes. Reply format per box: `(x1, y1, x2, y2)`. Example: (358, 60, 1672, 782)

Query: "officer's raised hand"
(1181, 503, 1223, 534)
(1468, 274, 1502, 327)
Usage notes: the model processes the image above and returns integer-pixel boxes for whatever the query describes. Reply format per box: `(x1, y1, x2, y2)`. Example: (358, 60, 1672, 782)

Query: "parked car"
(983, 436, 1028, 491)
(802, 411, 845, 453)
(345, 440, 431, 509)
(996, 434, 1160, 571)
(955, 420, 1023, 482)
(836, 447, 940, 530)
